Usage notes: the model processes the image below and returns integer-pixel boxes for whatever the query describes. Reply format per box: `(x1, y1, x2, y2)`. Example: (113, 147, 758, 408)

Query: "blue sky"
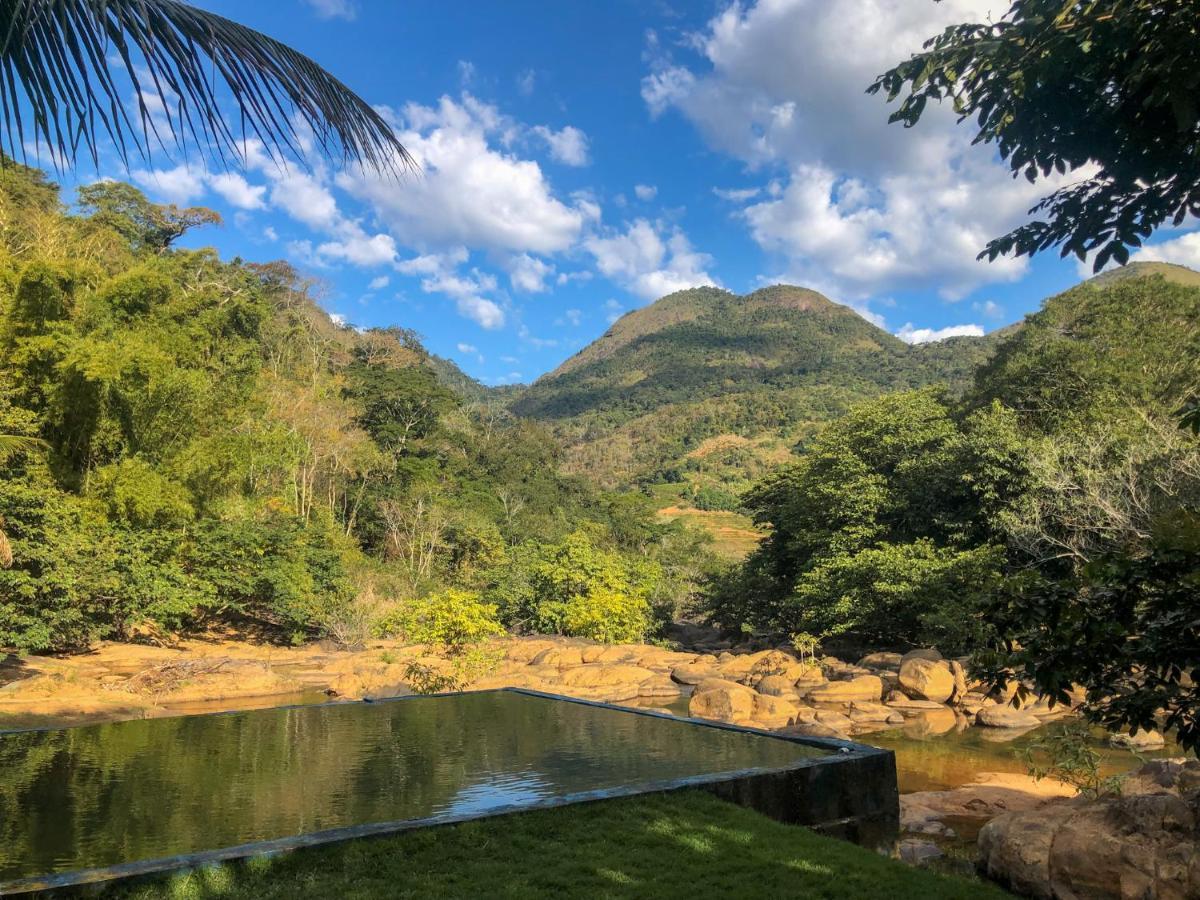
(50, 0, 1200, 383)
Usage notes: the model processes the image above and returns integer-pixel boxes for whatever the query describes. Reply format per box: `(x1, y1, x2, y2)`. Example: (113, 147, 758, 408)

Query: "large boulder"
(976, 704, 1043, 729)
(529, 646, 585, 669)
(670, 660, 721, 685)
(857, 651, 903, 670)
(637, 674, 682, 699)
(898, 657, 955, 703)
(689, 678, 756, 722)
(751, 693, 800, 729)
(978, 759, 1200, 900)
(804, 674, 883, 704)
(901, 648, 943, 665)
(557, 664, 657, 693)
(754, 674, 800, 698)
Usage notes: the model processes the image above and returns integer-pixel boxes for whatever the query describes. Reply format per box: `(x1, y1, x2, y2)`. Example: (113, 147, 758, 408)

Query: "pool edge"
(1, 687, 899, 896)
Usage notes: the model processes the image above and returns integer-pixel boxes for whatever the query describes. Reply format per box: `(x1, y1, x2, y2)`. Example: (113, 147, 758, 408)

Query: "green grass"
(110, 792, 1008, 899)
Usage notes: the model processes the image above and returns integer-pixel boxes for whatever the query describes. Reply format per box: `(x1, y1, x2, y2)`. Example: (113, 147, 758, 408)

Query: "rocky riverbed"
(1, 632, 1188, 897)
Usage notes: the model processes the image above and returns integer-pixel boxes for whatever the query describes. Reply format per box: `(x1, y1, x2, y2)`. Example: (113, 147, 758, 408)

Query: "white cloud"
(131, 165, 205, 205)
(517, 69, 537, 96)
(330, 313, 348, 327)
(263, 226, 278, 242)
(604, 298, 625, 323)
(208, 171, 267, 210)
(556, 270, 593, 286)
(396, 249, 504, 329)
(303, 0, 356, 20)
(457, 342, 478, 354)
(270, 171, 341, 230)
(368, 275, 391, 291)
(339, 95, 587, 255)
(1131, 232, 1200, 269)
(713, 186, 761, 202)
(896, 322, 984, 344)
(643, 0, 1073, 301)
(317, 227, 398, 267)
(560, 308, 583, 327)
(585, 219, 719, 301)
(634, 184, 658, 201)
(507, 253, 554, 292)
(532, 124, 590, 166)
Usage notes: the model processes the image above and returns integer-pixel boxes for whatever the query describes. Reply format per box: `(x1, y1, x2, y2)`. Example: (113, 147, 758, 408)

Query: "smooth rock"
(857, 651, 903, 670)
(899, 657, 955, 704)
(755, 674, 801, 699)
(804, 674, 883, 704)
(900, 648, 943, 665)
(976, 704, 1042, 729)
(1110, 728, 1166, 751)
(637, 674, 682, 699)
(751, 693, 800, 729)
(689, 678, 756, 722)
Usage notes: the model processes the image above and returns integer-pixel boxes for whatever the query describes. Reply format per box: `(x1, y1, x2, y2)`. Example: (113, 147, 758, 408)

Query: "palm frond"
(0, 526, 11, 569)
(0, 0, 414, 174)
(0, 432, 47, 463)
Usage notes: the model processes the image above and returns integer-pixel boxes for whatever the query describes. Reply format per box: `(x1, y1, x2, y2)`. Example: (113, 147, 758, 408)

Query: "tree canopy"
(870, 0, 1200, 271)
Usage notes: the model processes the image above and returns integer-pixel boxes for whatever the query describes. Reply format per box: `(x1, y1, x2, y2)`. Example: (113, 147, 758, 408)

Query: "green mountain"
(510, 284, 1003, 489)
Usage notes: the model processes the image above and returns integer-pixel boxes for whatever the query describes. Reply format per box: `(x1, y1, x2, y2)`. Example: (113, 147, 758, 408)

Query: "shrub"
(378, 588, 502, 654)
(486, 531, 655, 644)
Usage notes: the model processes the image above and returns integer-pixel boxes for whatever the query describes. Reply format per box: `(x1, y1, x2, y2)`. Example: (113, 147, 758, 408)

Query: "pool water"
(0, 690, 824, 884)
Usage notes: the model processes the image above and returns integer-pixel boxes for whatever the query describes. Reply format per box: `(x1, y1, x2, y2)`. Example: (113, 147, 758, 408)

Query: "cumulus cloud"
(131, 165, 205, 205)
(507, 253, 554, 292)
(643, 0, 1073, 301)
(208, 172, 266, 210)
(338, 94, 588, 255)
(634, 184, 658, 201)
(1131, 232, 1200, 269)
(896, 322, 984, 344)
(397, 249, 504, 329)
(532, 124, 590, 166)
(368, 275, 391, 291)
(586, 219, 719, 301)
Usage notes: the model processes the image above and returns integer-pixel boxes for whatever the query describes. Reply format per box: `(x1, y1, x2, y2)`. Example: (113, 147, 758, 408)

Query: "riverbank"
(3, 632, 1179, 895)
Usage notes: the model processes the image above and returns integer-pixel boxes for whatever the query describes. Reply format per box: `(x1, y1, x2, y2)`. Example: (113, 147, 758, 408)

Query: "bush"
(378, 588, 502, 653)
(486, 531, 655, 644)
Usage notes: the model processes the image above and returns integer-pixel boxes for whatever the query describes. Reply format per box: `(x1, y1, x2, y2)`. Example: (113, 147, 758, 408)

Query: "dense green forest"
(0, 164, 712, 653)
(698, 264, 1200, 743)
(510, 284, 1005, 491)
(705, 264, 1200, 646)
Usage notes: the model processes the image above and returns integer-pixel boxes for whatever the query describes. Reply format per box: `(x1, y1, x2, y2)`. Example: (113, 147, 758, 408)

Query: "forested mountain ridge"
(509, 283, 1005, 489)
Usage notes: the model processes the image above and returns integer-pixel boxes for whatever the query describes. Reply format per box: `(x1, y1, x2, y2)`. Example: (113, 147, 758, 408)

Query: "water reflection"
(866, 719, 1179, 793)
(0, 692, 821, 882)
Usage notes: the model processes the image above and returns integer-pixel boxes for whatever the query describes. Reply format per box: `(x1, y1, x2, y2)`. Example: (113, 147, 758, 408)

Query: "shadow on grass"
(107, 791, 1008, 900)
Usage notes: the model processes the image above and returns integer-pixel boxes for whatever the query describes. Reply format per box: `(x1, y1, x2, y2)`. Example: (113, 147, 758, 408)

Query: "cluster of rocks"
(979, 758, 1200, 899)
(676, 646, 1076, 741)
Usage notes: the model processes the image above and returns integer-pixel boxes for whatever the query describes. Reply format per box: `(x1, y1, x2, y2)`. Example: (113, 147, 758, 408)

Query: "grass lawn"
(110, 791, 1008, 899)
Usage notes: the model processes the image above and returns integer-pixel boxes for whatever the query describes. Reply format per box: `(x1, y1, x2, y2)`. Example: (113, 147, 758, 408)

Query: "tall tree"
(0, 0, 414, 173)
(870, 0, 1200, 271)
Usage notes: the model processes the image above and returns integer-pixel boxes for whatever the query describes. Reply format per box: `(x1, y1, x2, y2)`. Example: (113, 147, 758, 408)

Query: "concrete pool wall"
(1, 688, 899, 895)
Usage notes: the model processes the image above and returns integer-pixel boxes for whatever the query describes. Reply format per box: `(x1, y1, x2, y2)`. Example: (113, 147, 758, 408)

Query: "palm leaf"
(0, 0, 414, 174)
(0, 432, 46, 463)
(0, 526, 11, 569)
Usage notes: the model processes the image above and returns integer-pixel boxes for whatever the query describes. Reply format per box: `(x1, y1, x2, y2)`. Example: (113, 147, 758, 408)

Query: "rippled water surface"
(0, 691, 823, 882)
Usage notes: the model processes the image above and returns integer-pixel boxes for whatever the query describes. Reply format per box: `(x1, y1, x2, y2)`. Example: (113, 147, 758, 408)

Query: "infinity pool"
(0, 689, 865, 892)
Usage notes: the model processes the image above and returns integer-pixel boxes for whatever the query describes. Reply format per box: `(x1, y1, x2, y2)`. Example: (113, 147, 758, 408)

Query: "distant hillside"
(511, 284, 1001, 488)
(969, 263, 1200, 430)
